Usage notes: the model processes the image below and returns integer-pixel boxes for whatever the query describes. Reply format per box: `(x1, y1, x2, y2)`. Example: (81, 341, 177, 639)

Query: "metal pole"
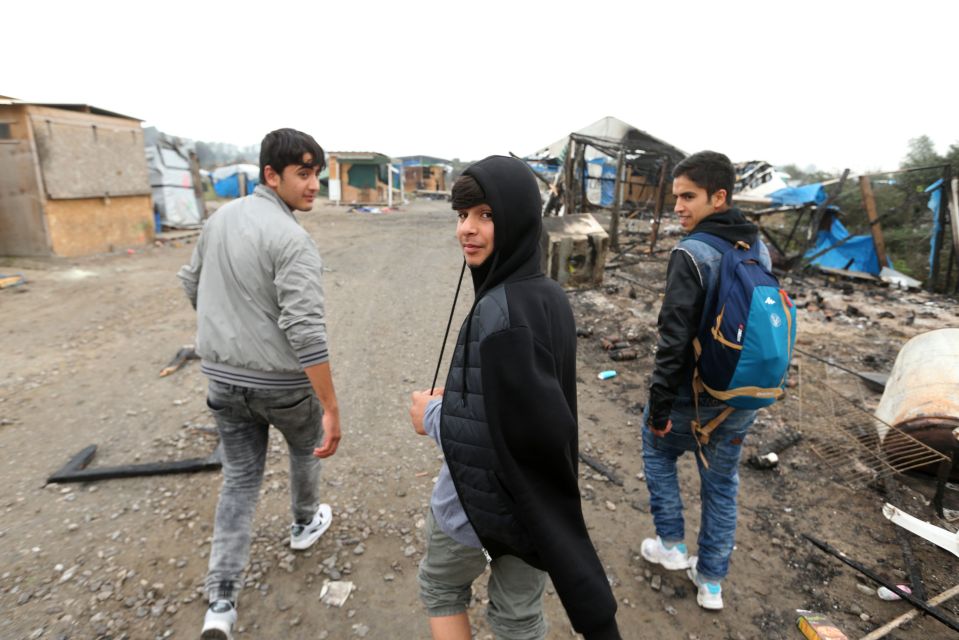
(387, 163, 393, 208)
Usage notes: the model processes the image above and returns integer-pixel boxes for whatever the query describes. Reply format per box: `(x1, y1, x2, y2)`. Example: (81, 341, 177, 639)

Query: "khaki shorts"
(417, 509, 547, 640)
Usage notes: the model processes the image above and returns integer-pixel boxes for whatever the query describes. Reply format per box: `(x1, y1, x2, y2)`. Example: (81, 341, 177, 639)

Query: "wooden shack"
(396, 156, 450, 194)
(0, 97, 153, 257)
(327, 152, 391, 205)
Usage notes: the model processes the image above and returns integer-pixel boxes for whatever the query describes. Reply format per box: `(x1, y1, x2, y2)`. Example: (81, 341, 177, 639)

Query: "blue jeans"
(642, 396, 755, 581)
(204, 380, 324, 603)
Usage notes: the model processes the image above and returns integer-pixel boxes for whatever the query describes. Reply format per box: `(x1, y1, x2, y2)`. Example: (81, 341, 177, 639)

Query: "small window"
(0, 123, 10, 139)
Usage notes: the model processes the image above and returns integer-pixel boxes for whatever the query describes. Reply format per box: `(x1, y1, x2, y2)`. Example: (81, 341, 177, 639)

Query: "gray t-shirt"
(423, 397, 482, 548)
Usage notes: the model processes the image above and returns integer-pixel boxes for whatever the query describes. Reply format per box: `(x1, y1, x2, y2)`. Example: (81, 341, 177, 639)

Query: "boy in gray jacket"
(178, 128, 341, 640)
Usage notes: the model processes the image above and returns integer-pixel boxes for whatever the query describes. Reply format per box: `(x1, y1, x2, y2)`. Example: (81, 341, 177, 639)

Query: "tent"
(212, 164, 259, 198)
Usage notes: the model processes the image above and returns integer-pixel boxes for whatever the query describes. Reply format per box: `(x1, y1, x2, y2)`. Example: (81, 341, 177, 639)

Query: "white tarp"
(146, 144, 201, 227)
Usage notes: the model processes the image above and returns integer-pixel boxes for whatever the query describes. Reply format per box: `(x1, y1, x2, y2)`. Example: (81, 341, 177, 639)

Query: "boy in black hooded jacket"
(408, 156, 620, 640)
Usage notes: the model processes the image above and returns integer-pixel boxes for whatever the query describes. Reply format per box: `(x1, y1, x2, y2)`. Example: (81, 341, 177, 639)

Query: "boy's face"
(672, 174, 728, 231)
(456, 203, 494, 267)
(265, 153, 320, 211)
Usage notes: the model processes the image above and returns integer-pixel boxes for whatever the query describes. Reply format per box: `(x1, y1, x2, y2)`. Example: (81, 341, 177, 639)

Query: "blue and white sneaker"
(687, 556, 723, 610)
(290, 503, 332, 550)
(640, 536, 690, 570)
(201, 599, 237, 639)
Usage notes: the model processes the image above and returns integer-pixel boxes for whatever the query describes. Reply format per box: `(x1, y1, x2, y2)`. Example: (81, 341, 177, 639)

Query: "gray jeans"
(204, 380, 324, 603)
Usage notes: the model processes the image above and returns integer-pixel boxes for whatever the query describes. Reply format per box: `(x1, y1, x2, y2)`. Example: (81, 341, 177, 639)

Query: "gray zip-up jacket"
(177, 185, 329, 388)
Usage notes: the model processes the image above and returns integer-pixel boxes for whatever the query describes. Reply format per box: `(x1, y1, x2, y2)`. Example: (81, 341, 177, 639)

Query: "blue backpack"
(685, 233, 797, 458)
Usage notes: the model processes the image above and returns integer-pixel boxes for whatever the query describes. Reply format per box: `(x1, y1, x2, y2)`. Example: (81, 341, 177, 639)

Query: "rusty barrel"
(875, 328, 959, 480)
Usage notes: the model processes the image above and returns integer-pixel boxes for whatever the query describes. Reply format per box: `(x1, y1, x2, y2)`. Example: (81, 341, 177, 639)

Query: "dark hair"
(259, 128, 325, 183)
(451, 174, 487, 210)
(672, 150, 735, 204)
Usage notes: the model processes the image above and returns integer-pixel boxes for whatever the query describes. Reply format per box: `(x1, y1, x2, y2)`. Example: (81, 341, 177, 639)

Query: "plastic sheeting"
(804, 216, 891, 275)
(926, 179, 944, 274)
(766, 183, 827, 207)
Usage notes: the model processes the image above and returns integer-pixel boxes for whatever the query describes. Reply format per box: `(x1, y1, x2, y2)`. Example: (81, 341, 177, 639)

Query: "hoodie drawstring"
(430, 260, 467, 394)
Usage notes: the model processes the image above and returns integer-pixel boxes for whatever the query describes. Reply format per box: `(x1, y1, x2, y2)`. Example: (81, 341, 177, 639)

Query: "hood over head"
(461, 156, 543, 297)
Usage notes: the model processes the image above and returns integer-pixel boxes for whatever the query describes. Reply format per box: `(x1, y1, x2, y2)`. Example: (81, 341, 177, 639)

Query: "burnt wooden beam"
(859, 175, 889, 273)
(579, 451, 624, 486)
(48, 443, 223, 483)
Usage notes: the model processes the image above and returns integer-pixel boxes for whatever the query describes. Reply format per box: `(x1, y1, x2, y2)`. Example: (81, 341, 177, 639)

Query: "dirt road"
(1, 200, 957, 639)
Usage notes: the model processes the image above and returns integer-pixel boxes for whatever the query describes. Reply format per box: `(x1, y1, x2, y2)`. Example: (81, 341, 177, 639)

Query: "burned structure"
(523, 117, 685, 284)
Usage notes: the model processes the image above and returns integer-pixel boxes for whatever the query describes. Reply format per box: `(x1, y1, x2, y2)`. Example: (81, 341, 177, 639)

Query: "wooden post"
(858, 175, 888, 274)
(238, 171, 247, 199)
(648, 157, 670, 253)
(188, 150, 205, 219)
(609, 148, 625, 251)
(563, 139, 576, 216)
(576, 143, 587, 213)
(950, 177, 959, 293)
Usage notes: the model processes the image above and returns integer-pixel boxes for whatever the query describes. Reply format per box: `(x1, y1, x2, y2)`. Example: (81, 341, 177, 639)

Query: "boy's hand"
(313, 410, 341, 458)
(409, 388, 444, 435)
(649, 419, 672, 437)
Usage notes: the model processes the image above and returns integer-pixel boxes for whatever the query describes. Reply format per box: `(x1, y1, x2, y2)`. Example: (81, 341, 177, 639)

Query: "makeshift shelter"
(211, 164, 258, 198)
(144, 127, 203, 227)
(0, 97, 153, 257)
(396, 155, 451, 195)
(327, 152, 391, 205)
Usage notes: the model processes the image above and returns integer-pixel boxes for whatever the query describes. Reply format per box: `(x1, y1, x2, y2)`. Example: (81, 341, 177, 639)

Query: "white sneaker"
(290, 503, 332, 550)
(201, 599, 236, 640)
(687, 556, 723, 610)
(640, 536, 690, 570)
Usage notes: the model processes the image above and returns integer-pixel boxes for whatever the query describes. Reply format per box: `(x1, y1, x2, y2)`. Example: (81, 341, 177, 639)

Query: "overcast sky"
(5, 1, 955, 173)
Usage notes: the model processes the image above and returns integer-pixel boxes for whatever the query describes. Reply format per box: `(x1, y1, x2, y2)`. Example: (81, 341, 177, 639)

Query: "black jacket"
(647, 208, 760, 428)
(440, 156, 620, 640)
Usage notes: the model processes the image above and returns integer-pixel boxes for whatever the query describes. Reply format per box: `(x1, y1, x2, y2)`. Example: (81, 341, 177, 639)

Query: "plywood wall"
(0, 105, 49, 256)
(44, 195, 153, 257)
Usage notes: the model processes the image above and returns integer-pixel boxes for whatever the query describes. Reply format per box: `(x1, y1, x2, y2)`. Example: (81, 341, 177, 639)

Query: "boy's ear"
(711, 188, 728, 209)
(263, 165, 280, 188)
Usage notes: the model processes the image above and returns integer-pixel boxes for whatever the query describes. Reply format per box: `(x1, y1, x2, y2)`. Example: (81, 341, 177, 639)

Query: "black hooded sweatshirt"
(438, 156, 620, 640)
(647, 208, 760, 427)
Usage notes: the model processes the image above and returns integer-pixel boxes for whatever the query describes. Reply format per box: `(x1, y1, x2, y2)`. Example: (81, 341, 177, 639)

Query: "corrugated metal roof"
(329, 151, 390, 164)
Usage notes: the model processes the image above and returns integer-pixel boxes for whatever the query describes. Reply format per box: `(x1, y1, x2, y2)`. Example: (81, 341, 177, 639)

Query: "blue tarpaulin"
(926, 179, 944, 274)
(583, 157, 616, 206)
(767, 183, 827, 207)
(804, 215, 891, 275)
(213, 173, 257, 198)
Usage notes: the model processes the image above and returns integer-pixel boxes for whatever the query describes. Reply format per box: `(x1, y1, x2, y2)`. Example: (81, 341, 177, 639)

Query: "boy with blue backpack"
(640, 151, 796, 610)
